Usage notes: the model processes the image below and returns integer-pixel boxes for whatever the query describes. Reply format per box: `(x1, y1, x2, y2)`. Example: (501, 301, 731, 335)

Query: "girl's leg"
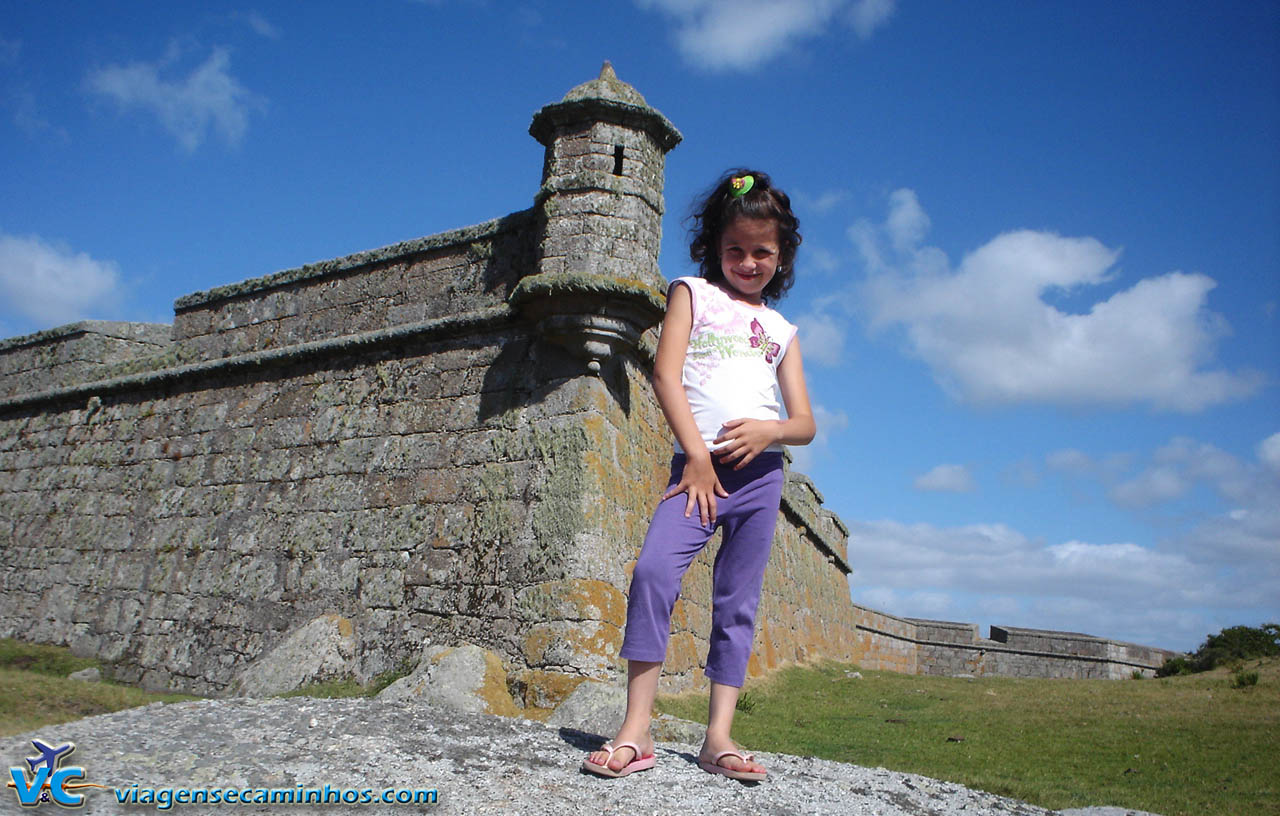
(585, 659, 661, 771)
(702, 456, 784, 687)
(698, 454, 784, 775)
(700, 681, 767, 775)
(618, 461, 716, 667)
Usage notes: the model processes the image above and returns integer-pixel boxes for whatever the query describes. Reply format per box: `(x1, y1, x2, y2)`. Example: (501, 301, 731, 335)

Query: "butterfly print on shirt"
(749, 318, 782, 364)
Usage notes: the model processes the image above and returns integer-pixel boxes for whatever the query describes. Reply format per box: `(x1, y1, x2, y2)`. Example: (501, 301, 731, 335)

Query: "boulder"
(546, 678, 704, 743)
(377, 643, 520, 717)
(546, 677, 625, 734)
(231, 614, 358, 697)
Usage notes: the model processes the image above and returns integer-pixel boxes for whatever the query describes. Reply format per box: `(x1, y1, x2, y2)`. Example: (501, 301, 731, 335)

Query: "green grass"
(657, 659, 1280, 816)
(0, 639, 195, 738)
(276, 662, 412, 699)
(0, 638, 412, 738)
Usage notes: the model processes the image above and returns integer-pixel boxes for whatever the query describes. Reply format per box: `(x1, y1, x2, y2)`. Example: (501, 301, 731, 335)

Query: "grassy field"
(0, 639, 194, 738)
(4, 639, 1276, 815)
(657, 659, 1280, 816)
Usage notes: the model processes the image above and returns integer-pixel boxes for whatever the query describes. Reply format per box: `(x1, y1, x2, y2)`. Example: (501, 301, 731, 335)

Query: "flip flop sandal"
(698, 749, 767, 782)
(581, 741, 657, 778)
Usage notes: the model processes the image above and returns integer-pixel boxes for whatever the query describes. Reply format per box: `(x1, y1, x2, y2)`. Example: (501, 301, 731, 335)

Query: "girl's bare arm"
(652, 283, 728, 524)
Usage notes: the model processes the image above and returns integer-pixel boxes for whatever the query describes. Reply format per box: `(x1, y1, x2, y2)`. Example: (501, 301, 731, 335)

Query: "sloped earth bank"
(1, 698, 1156, 815)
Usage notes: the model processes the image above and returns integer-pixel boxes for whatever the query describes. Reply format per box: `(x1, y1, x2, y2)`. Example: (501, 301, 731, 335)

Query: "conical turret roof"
(560, 61, 649, 107)
(529, 62, 681, 152)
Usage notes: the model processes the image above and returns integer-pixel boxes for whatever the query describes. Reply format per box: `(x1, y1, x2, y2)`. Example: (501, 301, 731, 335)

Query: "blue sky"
(2, 1, 1277, 653)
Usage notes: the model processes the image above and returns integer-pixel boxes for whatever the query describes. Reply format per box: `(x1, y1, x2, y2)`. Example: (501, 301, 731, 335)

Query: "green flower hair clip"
(730, 175, 755, 197)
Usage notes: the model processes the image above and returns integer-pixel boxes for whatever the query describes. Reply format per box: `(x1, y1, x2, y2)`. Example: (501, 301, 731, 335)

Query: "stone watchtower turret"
(514, 62, 682, 373)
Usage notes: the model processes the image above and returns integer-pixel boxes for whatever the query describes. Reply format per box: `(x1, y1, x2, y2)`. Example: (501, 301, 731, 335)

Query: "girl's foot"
(697, 736, 766, 780)
(584, 729, 655, 775)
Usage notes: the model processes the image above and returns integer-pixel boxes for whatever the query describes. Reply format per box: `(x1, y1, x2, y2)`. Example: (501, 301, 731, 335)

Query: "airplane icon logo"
(25, 741, 74, 775)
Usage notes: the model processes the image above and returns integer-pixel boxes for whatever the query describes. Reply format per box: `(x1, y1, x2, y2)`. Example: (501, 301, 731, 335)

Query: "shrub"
(1193, 623, 1280, 672)
(1230, 668, 1260, 689)
(1155, 656, 1192, 677)
(1162, 624, 1280, 676)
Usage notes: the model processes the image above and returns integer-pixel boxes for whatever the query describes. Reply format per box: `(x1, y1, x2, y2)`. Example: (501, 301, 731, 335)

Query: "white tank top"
(669, 277, 798, 454)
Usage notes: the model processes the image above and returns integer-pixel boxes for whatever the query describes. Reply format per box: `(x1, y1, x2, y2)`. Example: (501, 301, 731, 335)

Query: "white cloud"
(844, 433, 1280, 650)
(238, 12, 280, 39)
(794, 312, 846, 366)
(1259, 432, 1280, 472)
(789, 403, 848, 473)
(846, 519, 1211, 601)
(1109, 466, 1188, 508)
(843, 517, 1250, 650)
(1105, 436, 1280, 512)
(914, 463, 976, 493)
(0, 234, 122, 328)
(11, 88, 68, 142)
(805, 246, 841, 274)
(884, 188, 929, 253)
(1002, 459, 1041, 488)
(1046, 448, 1133, 481)
(86, 45, 262, 152)
(848, 0, 896, 39)
(1046, 448, 1093, 474)
(635, 0, 894, 71)
(796, 189, 850, 216)
(854, 189, 1262, 411)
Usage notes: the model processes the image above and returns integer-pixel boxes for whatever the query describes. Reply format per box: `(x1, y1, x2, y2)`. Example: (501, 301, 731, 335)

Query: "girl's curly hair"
(687, 168, 801, 304)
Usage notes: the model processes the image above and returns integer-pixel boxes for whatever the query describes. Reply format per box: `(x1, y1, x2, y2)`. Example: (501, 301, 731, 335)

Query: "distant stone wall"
(854, 616, 1179, 680)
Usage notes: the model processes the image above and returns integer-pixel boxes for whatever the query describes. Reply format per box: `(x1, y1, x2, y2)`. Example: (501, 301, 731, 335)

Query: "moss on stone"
(519, 668, 586, 709)
(508, 270, 666, 315)
(477, 650, 522, 717)
(472, 463, 515, 551)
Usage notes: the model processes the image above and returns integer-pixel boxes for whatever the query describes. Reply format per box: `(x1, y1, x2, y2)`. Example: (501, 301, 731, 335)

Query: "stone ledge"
(0, 304, 514, 413)
(173, 210, 535, 313)
(780, 470, 851, 575)
(0, 320, 172, 354)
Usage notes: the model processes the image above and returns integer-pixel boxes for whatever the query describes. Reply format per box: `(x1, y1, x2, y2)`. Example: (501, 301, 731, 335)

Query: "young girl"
(583, 169, 815, 782)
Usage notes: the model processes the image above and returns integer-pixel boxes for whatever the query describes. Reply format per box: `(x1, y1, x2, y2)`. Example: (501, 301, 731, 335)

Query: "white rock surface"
(0, 697, 1091, 815)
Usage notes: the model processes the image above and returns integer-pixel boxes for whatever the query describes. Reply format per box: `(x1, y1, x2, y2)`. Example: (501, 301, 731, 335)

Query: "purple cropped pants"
(619, 452, 785, 688)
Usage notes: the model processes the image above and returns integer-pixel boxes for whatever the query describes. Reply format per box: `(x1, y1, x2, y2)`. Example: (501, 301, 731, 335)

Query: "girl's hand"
(663, 454, 729, 526)
(713, 418, 782, 469)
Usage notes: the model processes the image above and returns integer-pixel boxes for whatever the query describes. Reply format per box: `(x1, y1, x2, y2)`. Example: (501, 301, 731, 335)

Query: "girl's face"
(717, 217, 780, 305)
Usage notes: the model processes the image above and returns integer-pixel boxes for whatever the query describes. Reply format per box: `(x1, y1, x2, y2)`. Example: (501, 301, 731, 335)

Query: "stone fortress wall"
(0, 66, 1177, 705)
